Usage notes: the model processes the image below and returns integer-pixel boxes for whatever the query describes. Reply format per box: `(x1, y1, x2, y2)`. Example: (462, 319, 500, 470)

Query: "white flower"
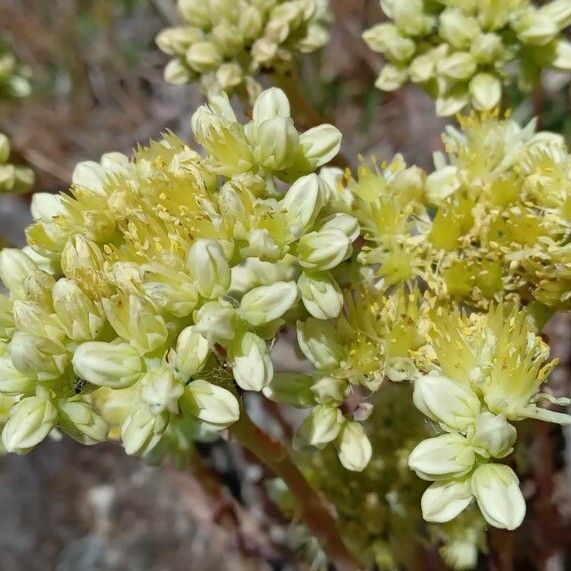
(297, 229, 352, 271)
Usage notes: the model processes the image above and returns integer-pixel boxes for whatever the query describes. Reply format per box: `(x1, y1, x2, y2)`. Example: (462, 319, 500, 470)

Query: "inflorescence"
(363, 0, 571, 115)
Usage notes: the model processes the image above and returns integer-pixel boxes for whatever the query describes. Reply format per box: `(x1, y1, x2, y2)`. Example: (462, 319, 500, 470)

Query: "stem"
(230, 408, 364, 571)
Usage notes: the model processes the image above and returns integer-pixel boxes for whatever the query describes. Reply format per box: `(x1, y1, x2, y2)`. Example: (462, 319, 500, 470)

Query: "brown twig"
(230, 408, 364, 571)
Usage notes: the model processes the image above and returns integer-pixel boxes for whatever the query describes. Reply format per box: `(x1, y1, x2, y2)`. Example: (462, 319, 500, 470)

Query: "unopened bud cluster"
(157, 0, 331, 100)
(363, 0, 571, 115)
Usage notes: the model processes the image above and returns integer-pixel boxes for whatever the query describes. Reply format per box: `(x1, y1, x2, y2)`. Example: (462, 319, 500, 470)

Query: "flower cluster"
(271, 384, 487, 571)
(157, 0, 331, 101)
(409, 303, 569, 530)
(0, 87, 355, 458)
(0, 38, 34, 194)
(363, 0, 571, 115)
(331, 112, 571, 311)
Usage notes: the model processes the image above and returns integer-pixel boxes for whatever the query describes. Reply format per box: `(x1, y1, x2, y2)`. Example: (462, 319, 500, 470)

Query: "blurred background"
(0, 0, 570, 569)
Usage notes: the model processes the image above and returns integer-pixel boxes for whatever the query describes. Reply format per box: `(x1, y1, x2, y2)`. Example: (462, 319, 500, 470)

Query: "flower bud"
(298, 271, 343, 319)
(409, 53, 436, 84)
(0, 355, 35, 395)
(471, 33, 503, 64)
(337, 421, 372, 472)
(439, 9, 480, 49)
(193, 300, 236, 343)
(297, 318, 344, 370)
(58, 399, 109, 445)
(72, 160, 107, 196)
(60, 235, 104, 277)
(140, 367, 184, 415)
(298, 404, 343, 448)
(281, 174, 325, 234)
(426, 165, 460, 203)
(298, 124, 343, 170)
(253, 88, 291, 123)
(12, 300, 64, 341)
(238, 281, 298, 326)
(421, 479, 473, 523)
(30, 192, 64, 221)
(298, 229, 352, 271)
(253, 117, 299, 171)
(156, 26, 203, 56)
(230, 332, 273, 391)
(470, 413, 516, 459)
(179, 0, 211, 27)
(392, 0, 431, 36)
(408, 434, 476, 481)
(187, 239, 231, 299)
(216, 62, 243, 90)
(140, 263, 198, 317)
(553, 40, 571, 71)
(164, 58, 193, 85)
(180, 379, 240, 429)
(413, 375, 481, 431)
(437, 52, 477, 81)
(540, 0, 571, 29)
(212, 22, 242, 57)
(52, 279, 105, 341)
(469, 73, 502, 111)
(186, 41, 222, 73)
(192, 98, 253, 175)
(471, 464, 526, 530)
(2, 395, 58, 454)
(0, 133, 9, 163)
(102, 294, 168, 355)
(375, 64, 408, 91)
(121, 403, 169, 456)
(0, 295, 15, 341)
(239, 6, 263, 40)
(10, 332, 68, 382)
(311, 375, 348, 405)
(0, 248, 38, 298)
(171, 326, 209, 380)
(514, 11, 558, 46)
(262, 372, 315, 407)
(362, 23, 416, 62)
(318, 213, 360, 242)
(72, 341, 144, 388)
(0, 160, 16, 187)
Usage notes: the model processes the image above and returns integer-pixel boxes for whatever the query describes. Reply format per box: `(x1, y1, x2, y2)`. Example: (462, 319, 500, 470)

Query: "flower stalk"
(230, 406, 364, 571)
